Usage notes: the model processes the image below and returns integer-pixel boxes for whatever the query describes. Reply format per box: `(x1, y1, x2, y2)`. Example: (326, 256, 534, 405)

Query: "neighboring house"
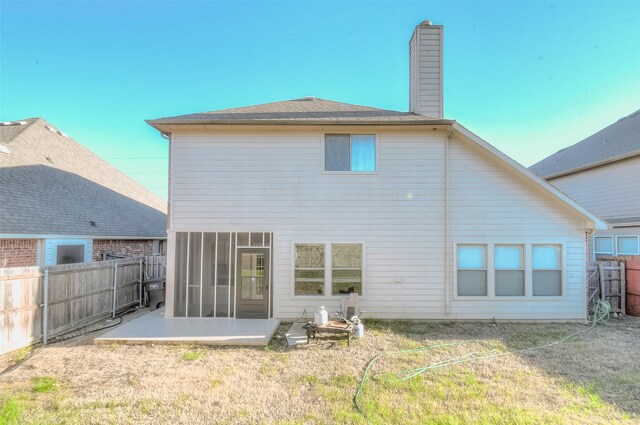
(530, 110, 640, 260)
(147, 21, 605, 321)
(0, 118, 168, 267)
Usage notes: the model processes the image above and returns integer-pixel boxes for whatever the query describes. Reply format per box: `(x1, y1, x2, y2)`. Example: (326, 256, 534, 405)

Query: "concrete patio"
(94, 308, 280, 346)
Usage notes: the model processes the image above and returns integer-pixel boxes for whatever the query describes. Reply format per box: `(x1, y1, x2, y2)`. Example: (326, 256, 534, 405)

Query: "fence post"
(621, 262, 626, 315)
(43, 269, 49, 345)
(139, 258, 144, 307)
(112, 262, 118, 318)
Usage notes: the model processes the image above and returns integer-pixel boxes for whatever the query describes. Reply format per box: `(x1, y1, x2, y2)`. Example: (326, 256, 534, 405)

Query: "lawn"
(1, 313, 639, 425)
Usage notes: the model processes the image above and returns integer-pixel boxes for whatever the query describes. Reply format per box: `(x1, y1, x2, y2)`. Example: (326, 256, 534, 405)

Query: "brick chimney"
(409, 20, 443, 118)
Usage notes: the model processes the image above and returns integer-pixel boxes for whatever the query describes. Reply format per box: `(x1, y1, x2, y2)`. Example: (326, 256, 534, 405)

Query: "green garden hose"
(354, 300, 612, 419)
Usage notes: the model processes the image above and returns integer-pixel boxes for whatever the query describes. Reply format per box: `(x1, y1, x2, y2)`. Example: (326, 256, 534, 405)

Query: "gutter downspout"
(444, 127, 453, 315)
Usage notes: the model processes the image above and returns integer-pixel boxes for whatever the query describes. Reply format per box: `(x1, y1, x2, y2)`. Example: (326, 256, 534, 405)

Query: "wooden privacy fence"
(587, 260, 626, 316)
(0, 258, 153, 355)
(144, 255, 166, 280)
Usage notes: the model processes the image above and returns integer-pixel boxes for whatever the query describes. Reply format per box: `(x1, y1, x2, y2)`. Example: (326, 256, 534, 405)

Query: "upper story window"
(325, 134, 376, 172)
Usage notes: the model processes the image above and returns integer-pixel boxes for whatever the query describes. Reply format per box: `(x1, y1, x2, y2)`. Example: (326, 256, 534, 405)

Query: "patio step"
(285, 322, 309, 346)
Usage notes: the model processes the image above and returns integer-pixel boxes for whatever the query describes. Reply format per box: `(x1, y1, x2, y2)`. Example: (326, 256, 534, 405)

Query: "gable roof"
(530, 109, 640, 179)
(146, 97, 453, 129)
(453, 124, 607, 230)
(0, 118, 167, 238)
(146, 97, 607, 231)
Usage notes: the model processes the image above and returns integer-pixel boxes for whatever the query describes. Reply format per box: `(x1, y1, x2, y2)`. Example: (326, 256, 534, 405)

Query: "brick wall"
(0, 239, 38, 268)
(92, 239, 165, 261)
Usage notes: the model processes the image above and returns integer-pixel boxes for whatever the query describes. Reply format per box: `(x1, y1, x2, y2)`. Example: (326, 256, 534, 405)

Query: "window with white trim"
(495, 245, 525, 296)
(325, 134, 376, 172)
(532, 245, 562, 296)
(616, 236, 639, 255)
(456, 245, 487, 296)
(593, 236, 614, 259)
(293, 242, 364, 296)
(455, 242, 564, 298)
(294, 244, 325, 295)
(331, 244, 362, 295)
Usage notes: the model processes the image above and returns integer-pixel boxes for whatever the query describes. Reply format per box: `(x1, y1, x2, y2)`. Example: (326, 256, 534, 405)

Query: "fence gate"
(587, 260, 626, 315)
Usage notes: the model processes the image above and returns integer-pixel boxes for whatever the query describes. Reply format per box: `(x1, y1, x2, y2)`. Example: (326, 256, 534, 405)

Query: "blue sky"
(2, 1, 639, 200)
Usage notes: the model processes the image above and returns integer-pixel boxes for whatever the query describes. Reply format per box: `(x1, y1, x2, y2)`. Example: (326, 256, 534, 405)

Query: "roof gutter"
(145, 118, 456, 133)
(0, 234, 167, 240)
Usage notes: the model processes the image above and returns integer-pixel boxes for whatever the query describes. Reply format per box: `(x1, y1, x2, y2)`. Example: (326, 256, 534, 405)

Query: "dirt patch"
(1, 315, 639, 424)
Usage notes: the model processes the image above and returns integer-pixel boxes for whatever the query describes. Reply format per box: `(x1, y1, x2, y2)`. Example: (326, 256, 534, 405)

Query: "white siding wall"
(409, 25, 443, 118)
(549, 156, 640, 221)
(448, 140, 587, 320)
(169, 126, 588, 321)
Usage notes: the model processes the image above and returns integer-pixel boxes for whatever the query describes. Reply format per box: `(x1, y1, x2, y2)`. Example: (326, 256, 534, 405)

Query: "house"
(146, 21, 606, 321)
(530, 110, 640, 260)
(0, 118, 168, 267)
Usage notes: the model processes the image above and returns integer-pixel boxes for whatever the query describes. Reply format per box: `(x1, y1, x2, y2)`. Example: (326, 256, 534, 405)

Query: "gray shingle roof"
(147, 97, 454, 127)
(0, 118, 167, 237)
(530, 109, 640, 178)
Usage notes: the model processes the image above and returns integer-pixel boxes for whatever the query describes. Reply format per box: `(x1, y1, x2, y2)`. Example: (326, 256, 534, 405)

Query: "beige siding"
(448, 140, 587, 320)
(409, 25, 442, 118)
(549, 156, 640, 221)
(169, 127, 588, 320)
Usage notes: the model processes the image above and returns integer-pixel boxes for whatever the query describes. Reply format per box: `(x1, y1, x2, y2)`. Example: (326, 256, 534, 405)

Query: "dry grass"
(1, 314, 639, 425)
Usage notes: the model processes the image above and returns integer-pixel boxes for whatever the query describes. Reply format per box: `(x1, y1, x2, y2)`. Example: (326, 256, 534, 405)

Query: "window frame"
(494, 244, 525, 297)
(331, 243, 364, 296)
(322, 133, 379, 175)
(453, 241, 565, 301)
(293, 243, 326, 296)
(44, 238, 92, 265)
(615, 235, 640, 256)
(532, 244, 563, 297)
(291, 241, 366, 299)
(456, 244, 488, 296)
(593, 236, 614, 260)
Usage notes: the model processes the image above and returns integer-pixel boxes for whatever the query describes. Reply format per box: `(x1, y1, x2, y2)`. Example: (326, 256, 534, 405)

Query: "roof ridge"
(1, 118, 42, 144)
(202, 97, 397, 114)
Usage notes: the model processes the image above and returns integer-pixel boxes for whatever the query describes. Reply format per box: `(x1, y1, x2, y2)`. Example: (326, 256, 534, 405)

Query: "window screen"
(56, 245, 84, 265)
(325, 134, 375, 172)
(331, 244, 362, 295)
(617, 236, 639, 255)
(532, 245, 561, 296)
(457, 245, 487, 296)
(325, 135, 351, 171)
(495, 245, 524, 296)
(294, 244, 325, 295)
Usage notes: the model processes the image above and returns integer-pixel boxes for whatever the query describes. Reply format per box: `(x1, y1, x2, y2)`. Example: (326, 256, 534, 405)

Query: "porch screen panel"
(174, 232, 188, 317)
(216, 233, 230, 317)
(230, 233, 236, 317)
(202, 233, 217, 317)
(325, 135, 350, 171)
(187, 232, 202, 317)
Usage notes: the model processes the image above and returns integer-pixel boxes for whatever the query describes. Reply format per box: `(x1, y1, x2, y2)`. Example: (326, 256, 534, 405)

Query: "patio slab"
(94, 309, 280, 346)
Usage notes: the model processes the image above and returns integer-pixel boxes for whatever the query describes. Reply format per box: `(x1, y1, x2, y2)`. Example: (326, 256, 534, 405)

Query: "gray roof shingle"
(530, 109, 640, 178)
(0, 118, 167, 237)
(147, 97, 454, 127)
